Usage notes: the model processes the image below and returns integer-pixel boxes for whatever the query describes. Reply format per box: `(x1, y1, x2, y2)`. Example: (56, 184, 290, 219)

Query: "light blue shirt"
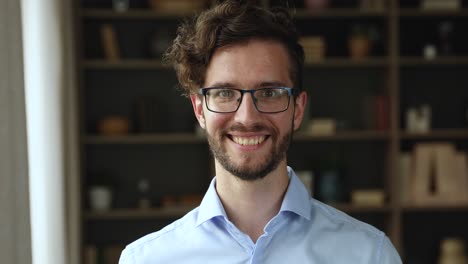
(119, 167, 402, 263)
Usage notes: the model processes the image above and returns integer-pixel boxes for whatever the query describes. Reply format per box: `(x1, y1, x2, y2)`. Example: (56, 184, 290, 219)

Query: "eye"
(258, 88, 282, 98)
(211, 88, 236, 99)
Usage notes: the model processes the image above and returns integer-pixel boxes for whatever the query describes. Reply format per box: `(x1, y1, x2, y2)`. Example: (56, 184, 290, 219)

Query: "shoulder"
(308, 198, 401, 262)
(119, 207, 200, 263)
(311, 198, 384, 238)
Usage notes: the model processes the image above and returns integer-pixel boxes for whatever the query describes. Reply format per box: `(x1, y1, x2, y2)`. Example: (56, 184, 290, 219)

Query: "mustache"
(222, 123, 271, 134)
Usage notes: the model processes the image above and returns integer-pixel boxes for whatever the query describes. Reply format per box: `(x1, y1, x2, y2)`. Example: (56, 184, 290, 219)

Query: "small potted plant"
(348, 24, 378, 59)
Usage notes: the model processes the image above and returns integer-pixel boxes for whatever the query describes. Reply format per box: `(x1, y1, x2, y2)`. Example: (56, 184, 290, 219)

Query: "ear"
(293, 91, 307, 131)
(191, 94, 206, 129)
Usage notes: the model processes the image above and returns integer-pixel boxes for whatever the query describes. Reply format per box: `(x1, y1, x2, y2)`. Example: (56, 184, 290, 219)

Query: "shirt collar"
(196, 166, 312, 226)
(196, 177, 227, 227)
(279, 166, 312, 220)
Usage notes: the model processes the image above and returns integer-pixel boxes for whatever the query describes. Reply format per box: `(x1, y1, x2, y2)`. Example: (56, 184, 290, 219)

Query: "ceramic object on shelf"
(438, 238, 468, 264)
(113, 0, 129, 12)
(304, 0, 330, 10)
(424, 44, 437, 60)
(89, 186, 113, 211)
(317, 170, 341, 203)
(137, 178, 151, 209)
(97, 116, 130, 136)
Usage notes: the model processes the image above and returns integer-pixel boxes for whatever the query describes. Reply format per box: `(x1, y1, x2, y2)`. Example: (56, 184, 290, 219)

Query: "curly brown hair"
(163, 0, 304, 97)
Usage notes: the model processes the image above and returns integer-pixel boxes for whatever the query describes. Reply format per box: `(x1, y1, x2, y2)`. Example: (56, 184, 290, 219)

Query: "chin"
(207, 126, 292, 181)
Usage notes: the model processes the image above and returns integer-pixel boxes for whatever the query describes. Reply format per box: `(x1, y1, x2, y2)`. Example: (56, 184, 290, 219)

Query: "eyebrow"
(207, 81, 289, 88)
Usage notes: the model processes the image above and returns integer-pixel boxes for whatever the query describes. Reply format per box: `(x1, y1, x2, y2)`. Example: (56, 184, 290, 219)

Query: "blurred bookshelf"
(74, 0, 468, 263)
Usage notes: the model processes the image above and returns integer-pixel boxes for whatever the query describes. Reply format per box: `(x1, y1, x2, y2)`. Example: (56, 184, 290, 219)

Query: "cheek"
(278, 117, 293, 133)
(204, 113, 231, 134)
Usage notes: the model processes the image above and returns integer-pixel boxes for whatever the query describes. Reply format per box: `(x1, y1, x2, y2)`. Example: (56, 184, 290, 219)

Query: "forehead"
(204, 39, 293, 88)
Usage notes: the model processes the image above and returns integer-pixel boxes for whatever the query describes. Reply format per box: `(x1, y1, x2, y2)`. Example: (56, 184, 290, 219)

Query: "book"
(421, 0, 461, 10)
(409, 143, 468, 205)
(434, 143, 458, 202)
(100, 24, 120, 61)
(83, 245, 97, 264)
(454, 152, 468, 203)
(375, 95, 389, 131)
(410, 143, 435, 204)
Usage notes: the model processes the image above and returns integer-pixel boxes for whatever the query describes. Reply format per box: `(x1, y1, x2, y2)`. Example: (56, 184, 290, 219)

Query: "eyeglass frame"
(198, 86, 299, 114)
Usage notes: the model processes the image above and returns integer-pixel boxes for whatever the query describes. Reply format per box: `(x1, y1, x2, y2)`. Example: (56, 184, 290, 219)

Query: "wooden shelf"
(402, 203, 468, 212)
(85, 206, 196, 220)
(292, 8, 388, 18)
(84, 204, 390, 221)
(399, 8, 468, 17)
(400, 129, 468, 140)
(83, 59, 170, 70)
(81, 8, 197, 19)
(83, 58, 390, 70)
(82, 7, 468, 19)
(305, 57, 389, 67)
(399, 56, 468, 66)
(83, 133, 206, 144)
(333, 203, 392, 213)
(84, 131, 391, 144)
(294, 130, 390, 141)
(81, 8, 389, 19)
(83, 57, 468, 69)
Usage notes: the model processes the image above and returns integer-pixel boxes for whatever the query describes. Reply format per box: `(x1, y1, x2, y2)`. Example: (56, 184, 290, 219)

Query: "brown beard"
(206, 123, 292, 181)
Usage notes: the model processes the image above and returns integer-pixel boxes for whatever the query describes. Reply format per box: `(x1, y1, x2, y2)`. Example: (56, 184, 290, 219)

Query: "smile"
(231, 135, 267, 146)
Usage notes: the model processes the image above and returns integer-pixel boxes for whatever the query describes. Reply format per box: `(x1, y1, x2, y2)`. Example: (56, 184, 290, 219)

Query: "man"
(119, 1, 402, 263)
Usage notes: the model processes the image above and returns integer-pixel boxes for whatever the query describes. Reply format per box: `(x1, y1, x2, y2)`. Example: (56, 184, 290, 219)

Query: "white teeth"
(232, 136, 266, 146)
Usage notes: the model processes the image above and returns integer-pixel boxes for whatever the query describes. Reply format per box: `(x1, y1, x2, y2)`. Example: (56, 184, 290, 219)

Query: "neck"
(215, 160, 290, 243)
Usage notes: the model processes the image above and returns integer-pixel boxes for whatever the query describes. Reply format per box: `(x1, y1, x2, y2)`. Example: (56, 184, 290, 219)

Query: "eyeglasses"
(198, 87, 297, 113)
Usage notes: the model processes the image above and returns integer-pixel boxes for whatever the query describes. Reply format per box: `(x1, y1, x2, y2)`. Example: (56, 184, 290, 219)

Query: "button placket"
(224, 220, 255, 254)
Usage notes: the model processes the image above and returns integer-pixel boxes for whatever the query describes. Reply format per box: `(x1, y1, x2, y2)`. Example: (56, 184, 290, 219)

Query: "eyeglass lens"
(205, 88, 291, 113)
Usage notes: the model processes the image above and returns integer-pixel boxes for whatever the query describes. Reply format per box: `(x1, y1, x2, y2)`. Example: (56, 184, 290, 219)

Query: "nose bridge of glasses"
(237, 89, 259, 112)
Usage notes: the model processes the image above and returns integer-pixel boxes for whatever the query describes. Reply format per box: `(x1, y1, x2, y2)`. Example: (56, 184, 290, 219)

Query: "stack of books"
(400, 143, 468, 205)
(421, 0, 461, 10)
(299, 36, 326, 62)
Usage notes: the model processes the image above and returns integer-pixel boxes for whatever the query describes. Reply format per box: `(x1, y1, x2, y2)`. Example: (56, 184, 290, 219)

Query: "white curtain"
(22, 0, 80, 263)
(0, 0, 31, 263)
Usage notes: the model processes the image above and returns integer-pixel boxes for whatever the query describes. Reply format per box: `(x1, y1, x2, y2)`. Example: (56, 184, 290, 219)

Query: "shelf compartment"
(402, 203, 468, 212)
(81, 8, 389, 20)
(83, 133, 206, 144)
(294, 130, 390, 141)
(332, 203, 392, 213)
(83, 59, 170, 69)
(83, 58, 390, 69)
(400, 129, 468, 139)
(398, 8, 468, 17)
(399, 56, 468, 66)
(305, 57, 389, 67)
(85, 206, 196, 220)
(85, 203, 391, 221)
(82, 8, 198, 19)
(292, 8, 389, 18)
(84, 131, 391, 144)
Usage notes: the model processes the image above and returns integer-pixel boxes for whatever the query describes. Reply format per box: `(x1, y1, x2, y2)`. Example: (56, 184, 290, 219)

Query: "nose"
(233, 92, 262, 125)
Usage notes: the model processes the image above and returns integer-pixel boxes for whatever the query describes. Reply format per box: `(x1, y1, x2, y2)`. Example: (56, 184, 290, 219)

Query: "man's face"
(191, 39, 307, 181)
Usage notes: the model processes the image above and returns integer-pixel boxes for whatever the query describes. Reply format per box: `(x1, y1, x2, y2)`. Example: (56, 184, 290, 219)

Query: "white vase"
(89, 186, 113, 211)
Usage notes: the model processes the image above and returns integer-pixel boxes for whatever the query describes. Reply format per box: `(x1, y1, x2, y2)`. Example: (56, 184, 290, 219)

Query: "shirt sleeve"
(378, 236, 403, 264)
